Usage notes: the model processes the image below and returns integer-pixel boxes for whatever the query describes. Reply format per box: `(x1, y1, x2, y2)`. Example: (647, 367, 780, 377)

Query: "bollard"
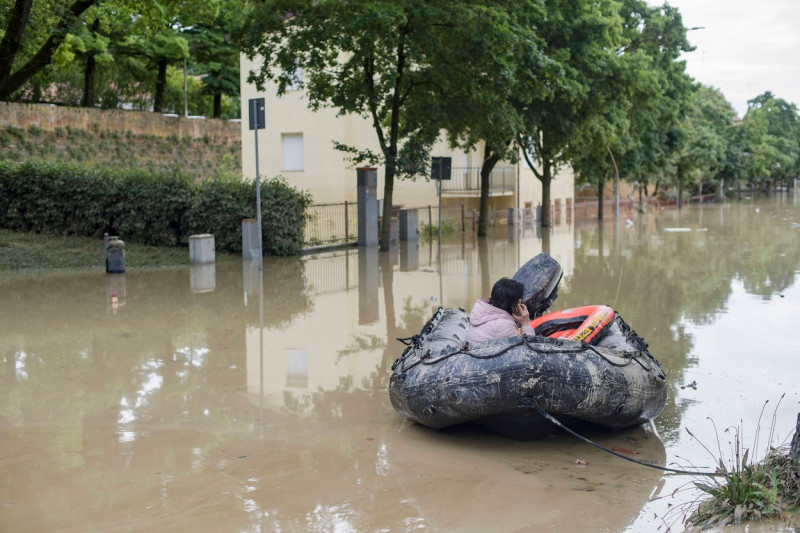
(189, 234, 215, 264)
(242, 219, 261, 259)
(399, 208, 418, 241)
(105, 235, 125, 273)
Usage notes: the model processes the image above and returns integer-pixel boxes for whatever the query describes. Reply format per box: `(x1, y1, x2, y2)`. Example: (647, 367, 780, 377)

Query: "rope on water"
(518, 397, 717, 477)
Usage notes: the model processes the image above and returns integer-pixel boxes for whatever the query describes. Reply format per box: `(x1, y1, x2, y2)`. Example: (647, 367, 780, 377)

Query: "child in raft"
(467, 278, 535, 343)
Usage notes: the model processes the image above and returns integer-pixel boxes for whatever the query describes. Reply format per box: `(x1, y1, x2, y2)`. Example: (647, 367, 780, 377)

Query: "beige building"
(240, 55, 574, 219)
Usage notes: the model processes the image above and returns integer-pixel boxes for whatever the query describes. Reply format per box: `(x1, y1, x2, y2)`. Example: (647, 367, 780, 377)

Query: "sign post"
(249, 98, 265, 268)
(431, 157, 452, 245)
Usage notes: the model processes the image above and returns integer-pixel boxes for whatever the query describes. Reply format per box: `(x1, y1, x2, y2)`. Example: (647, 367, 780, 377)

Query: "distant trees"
(3, 0, 798, 208)
(0, 0, 245, 118)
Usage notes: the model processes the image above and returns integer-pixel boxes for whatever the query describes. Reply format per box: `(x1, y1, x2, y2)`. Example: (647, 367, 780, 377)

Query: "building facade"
(240, 55, 574, 220)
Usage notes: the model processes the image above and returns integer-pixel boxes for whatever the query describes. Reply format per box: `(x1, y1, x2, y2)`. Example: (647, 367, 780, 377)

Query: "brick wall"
(0, 101, 240, 144)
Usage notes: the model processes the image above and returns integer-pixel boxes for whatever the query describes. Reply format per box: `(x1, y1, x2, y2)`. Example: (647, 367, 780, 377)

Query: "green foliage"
(745, 92, 800, 187)
(0, 160, 311, 256)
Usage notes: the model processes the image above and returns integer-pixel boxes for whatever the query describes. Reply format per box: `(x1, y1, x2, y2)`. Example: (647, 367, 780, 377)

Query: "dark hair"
(488, 278, 524, 315)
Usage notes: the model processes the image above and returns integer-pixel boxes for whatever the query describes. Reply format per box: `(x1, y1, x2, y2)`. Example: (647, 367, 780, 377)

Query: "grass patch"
(0, 229, 238, 272)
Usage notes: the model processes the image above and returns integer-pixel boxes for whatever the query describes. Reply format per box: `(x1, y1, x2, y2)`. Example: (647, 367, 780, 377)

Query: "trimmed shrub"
(0, 160, 311, 256)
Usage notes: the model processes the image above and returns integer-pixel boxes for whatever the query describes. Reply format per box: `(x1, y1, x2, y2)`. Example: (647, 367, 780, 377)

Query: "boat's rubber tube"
(530, 305, 614, 344)
(390, 307, 667, 439)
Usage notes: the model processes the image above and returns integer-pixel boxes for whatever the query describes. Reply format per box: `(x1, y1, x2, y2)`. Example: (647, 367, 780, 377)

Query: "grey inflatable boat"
(389, 253, 667, 440)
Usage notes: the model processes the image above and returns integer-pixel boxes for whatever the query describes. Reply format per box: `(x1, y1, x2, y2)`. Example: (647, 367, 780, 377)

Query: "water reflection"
(1, 196, 799, 532)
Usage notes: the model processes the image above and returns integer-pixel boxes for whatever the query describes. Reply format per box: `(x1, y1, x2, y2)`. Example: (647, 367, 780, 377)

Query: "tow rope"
(519, 397, 717, 477)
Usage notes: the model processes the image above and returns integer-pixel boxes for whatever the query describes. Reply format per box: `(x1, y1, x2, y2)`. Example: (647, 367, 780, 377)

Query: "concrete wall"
(0, 101, 240, 144)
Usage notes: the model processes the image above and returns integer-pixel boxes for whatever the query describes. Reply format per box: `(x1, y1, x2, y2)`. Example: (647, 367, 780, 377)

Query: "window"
(282, 133, 304, 171)
(286, 67, 304, 91)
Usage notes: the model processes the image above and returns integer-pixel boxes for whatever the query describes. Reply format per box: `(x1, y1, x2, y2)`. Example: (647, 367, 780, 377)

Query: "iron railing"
(440, 166, 516, 194)
(304, 201, 358, 247)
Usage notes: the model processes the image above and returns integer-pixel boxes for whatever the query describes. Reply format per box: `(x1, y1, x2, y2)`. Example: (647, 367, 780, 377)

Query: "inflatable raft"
(389, 254, 667, 440)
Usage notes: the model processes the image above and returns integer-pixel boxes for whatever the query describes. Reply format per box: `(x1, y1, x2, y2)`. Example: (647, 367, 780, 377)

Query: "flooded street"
(2, 195, 799, 532)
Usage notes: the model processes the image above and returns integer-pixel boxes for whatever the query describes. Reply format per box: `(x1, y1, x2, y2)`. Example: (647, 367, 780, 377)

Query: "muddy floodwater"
(2, 196, 799, 532)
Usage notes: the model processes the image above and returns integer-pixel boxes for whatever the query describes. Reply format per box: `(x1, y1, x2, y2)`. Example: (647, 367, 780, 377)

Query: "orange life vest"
(529, 305, 615, 344)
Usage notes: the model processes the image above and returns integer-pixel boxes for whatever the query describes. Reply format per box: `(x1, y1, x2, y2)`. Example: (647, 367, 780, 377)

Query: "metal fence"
(303, 166, 517, 248)
(304, 201, 358, 247)
(304, 202, 538, 249)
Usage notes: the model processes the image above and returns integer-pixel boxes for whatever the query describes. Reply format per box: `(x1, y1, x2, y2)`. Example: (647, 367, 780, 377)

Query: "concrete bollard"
(399, 208, 419, 241)
(189, 234, 215, 264)
(104, 234, 125, 273)
(190, 263, 216, 293)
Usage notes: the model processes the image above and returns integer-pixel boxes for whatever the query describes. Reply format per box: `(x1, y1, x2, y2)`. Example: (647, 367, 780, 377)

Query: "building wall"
(240, 54, 574, 214)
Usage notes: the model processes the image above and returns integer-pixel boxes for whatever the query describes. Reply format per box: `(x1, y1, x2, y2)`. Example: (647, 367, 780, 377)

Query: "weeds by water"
(660, 396, 800, 530)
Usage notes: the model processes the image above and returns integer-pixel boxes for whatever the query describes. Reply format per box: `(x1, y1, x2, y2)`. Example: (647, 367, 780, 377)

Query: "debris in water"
(611, 446, 640, 455)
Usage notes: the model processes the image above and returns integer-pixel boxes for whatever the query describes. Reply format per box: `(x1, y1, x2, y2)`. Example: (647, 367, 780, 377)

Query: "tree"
(746, 92, 799, 190)
(570, 0, 694, 218)
(0, 0, 100, 100)
(246, 0, 509, 250)
(432, 0, 551, 237)
(186, 6, 246, 118)
(672, 85, 734, 206)
(516, 0, 629, 228)
(722, 111, 772, 194)
(119, 28, 189, 112)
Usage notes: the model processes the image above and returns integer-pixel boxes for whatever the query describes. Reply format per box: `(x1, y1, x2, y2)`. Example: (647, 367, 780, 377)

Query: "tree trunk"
(638, 183, 644, 213)
(81, 18, 99, 108)
(540, 160, 552, 228)
(82, 53, 96, 107)
(478, 144, 499, 237)
(597, 177, 605, 220)
(0, 0, 97, 101)
(0, 0, 34, 94)
(213, 93, 222, 118)
(153, 59, 168, 113)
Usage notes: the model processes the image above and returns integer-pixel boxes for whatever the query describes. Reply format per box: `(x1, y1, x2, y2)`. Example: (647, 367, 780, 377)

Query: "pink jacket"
(467, 298, 535, 344)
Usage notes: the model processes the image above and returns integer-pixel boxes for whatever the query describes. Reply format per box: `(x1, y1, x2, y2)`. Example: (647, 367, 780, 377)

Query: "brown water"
(2, 195, 799, 532)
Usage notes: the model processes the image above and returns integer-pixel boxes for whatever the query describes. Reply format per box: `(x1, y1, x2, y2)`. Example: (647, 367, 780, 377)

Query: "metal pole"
(253, 99, 263, 270)
(344, 201, 349, 242)
(438, 177, 442, 245)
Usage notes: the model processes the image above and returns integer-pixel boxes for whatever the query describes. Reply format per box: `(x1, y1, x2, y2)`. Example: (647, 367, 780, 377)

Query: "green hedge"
(0, 160, 312, 255)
